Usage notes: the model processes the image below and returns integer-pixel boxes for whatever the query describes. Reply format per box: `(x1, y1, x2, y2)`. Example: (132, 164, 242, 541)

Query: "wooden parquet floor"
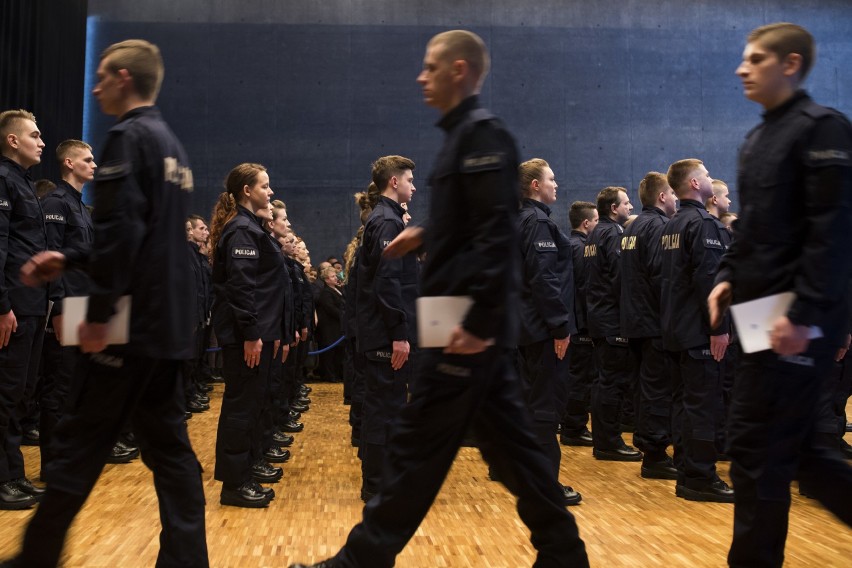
(1, 382, 850, 567)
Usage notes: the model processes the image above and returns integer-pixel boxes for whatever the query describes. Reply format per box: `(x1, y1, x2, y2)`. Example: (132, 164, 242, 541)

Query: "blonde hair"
(101, 39, 164, 100)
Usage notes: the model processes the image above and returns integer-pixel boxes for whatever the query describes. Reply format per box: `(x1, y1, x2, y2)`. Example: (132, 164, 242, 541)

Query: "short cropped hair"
(638, 172, 669, 208)
(569, 201, 596, 230)
(596, 186, 626, 219)
(429, 30, 490, 84)
(667, 159, 704, 196)
(371, 155, 415, 192)
(0, 109, 37, 140)
(101, 39, 164, 100)
(748, 23, 815, 81)
(56, 140, 92, 165)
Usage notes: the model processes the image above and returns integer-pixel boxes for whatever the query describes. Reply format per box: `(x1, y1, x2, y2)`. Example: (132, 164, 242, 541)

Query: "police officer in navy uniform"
(7, 40, 209, 566)
(38, 140, 97, 470)
(586, 185, 642, 461)
(620, 172, 679, 480)
(0, 109, 48, 510)
(561, 201, 598, 447)
(209, 162, 285, 508)
(355, 156, 418, 502)
(708, 23, 852, 566)
(515, 158, 581, 505)
(290, 29, 588, 568)
(660, 158, 732, 503)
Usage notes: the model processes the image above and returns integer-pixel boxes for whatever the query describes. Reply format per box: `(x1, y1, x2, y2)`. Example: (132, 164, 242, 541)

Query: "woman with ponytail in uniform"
(208, 163, 286, 509)
(516, 158, 582, 506)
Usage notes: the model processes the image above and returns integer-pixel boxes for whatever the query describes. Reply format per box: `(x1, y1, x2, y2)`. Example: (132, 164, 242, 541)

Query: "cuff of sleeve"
(87, 295, 115, 324)
(389, 323, 407, 342)
(242, 325, 260, 342)
(462, 303, 495, 342)
(714, 268, 733, 287)
(787, 300, 818, 328)
(549, 324, 570, 340)
(0, 297, 11, 315)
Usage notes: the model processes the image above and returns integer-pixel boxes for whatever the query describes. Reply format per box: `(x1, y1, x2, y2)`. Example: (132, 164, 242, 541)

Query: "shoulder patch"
(232, 246, 259, 259)
(0, 198, 10, 210)
(534, 239, 557, 252)
(96, 161, 131, 181)
(44, 213, 66, 224)
(704, 237, 723, 249)
(460, 152, 505, 173)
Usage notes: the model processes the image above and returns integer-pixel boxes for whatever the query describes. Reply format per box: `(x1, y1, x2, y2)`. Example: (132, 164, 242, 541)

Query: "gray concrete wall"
(85, 0, 852, 260)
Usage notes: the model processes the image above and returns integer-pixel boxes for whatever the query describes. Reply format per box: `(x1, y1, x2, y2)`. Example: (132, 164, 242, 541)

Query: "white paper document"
(416, 296, 473, 348)
(730, 292, 822, 354)
(61, 296, 132, 347)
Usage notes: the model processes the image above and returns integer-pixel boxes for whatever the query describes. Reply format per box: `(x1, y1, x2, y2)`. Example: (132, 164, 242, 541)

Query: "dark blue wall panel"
(81, 1, 852, 261)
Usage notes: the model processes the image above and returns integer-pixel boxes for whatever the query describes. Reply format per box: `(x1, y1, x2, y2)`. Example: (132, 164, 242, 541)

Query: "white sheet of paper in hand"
(60, 296, 132, 347)
(730, 292, 823, 354)
(416, 296, 473, 348)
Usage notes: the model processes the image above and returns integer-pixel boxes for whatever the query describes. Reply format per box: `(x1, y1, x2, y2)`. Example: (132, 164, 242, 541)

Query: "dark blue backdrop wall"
(85, 0, 852, 261)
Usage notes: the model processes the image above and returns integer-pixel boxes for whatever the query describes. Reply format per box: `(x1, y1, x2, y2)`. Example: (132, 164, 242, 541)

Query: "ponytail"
(208, 191, 237, 264)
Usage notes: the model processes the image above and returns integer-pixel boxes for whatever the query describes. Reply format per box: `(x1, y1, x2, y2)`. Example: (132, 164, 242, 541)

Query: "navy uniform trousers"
(335, 347, 588, 568)
(727, 344, 852, 568)
(16, 349, 208, 567)
(0, 316, 45, 483)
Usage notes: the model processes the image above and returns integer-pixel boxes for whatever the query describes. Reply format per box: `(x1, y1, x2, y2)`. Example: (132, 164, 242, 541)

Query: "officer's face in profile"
(692, 165, 714, 201)
(417, 42, 455, 113)
(6, 119, 44, 168)
(67, 148, 97, 183)
(613, 191, 632, 224)
(536, 167, 558, 205)
(190, 221, 209, 244)
(585, 209, 600, 233)
(736, 41, 793, 108)
(244, 170, 273, 214)
(395, 169, 416, 205)
(93, 57, 124, 116)
(662, 185, 678, 218)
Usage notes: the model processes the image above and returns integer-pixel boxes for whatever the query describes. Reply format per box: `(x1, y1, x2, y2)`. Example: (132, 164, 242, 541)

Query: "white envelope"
(61, 296, 132, 346)
(730, 292, 822, 354)
(416, 296, 473, 348)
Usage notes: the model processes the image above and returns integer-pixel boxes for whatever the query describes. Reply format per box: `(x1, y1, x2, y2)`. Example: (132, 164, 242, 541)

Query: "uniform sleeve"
(221, 228, 262, 341)
(459, 127, 519, 340)
(371, 218, 408, 341)
(646, 219, 666, 295)
(41, 196, 70, 315)
(86, 130, 148, 323)
(600, 226, 622, 300)
(521, 216, 572, 339)
(0, 178, 12, 314)
(280, 268, 295, 344)
(692, 218, 729, 335)
(787, 117, 852, 328)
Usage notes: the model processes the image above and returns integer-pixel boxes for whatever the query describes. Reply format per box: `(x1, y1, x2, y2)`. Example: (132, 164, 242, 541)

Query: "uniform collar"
(763, 90, 809, 122)
(643, 205, 667, 217)
(678, 199, 704, 210)
(56, 179, 84, 201)
(570, 229, 588, 239)
(236, 204, 266, 228)
(0, 155, 32, 179)
(379, 195, 405, 217)
(117, 105, 159, 124)
(437, 95, 480, 132)
(523, 197, 551, 216)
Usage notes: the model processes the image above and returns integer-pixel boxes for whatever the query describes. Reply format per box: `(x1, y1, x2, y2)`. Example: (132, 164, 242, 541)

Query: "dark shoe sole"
(263, 454, 290, 464)
(220, 494, 270, 508)
(676, 485, 734, 503)
(641, 466, 679, 480)
(560, 436, 594, 447)
(593, 449, 643, 462)
(0, 499, 37, 510)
